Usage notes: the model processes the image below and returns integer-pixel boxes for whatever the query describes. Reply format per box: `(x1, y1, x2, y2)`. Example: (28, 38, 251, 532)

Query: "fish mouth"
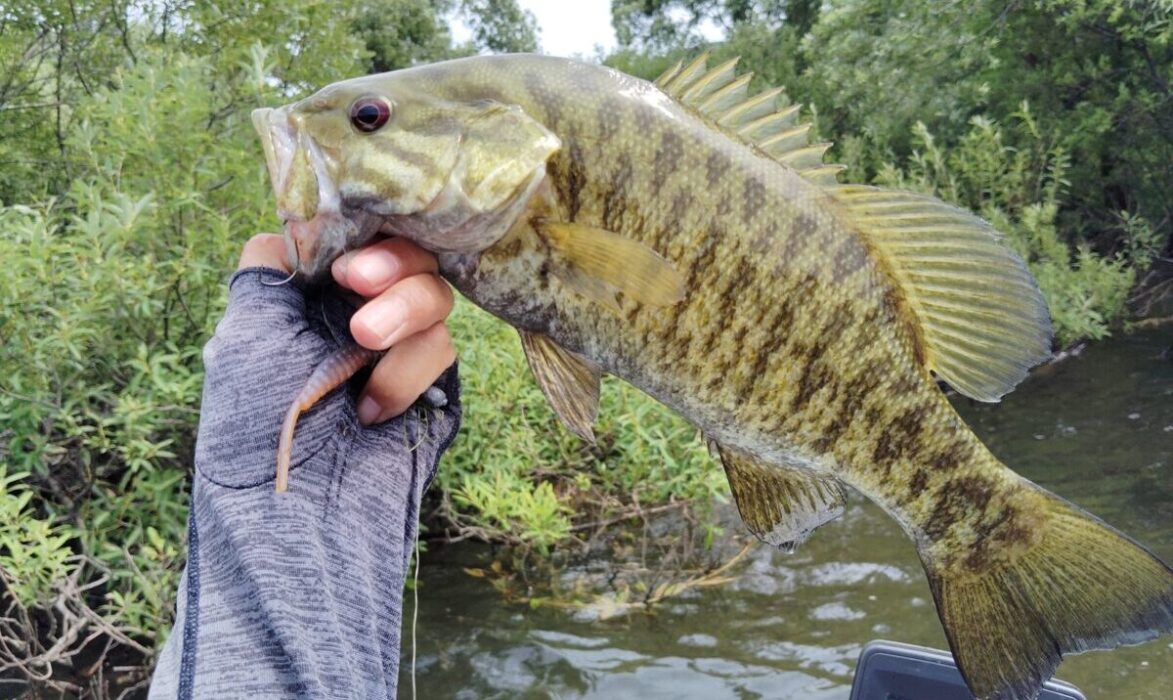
(251, 107, 332, 223)
(251, 107, 367, 281)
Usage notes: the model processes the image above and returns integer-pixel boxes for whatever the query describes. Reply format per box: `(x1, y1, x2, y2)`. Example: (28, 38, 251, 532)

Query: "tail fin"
(919, 487, 1172, 700)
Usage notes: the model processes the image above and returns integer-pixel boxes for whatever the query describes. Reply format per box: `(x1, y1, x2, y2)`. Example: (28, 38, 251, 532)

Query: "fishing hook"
(262, 234, 300, 286)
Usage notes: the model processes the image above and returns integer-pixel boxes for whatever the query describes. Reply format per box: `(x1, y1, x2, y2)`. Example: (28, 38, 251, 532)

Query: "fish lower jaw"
(283, 211, 381, 283)
(436, 251, 481, 287)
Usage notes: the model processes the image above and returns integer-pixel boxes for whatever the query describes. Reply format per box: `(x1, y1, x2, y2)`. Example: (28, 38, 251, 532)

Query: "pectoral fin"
(519, 330, 601, 442)
(541, 222, 686, 311)
(715, 442, 846, 552)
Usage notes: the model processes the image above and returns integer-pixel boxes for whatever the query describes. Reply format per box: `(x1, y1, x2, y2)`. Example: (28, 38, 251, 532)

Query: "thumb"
(238, 233, 290, 272)
(217, 232, 310, 348)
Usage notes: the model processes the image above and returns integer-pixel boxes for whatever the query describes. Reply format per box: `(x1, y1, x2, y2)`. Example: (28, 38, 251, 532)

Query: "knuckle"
(423, 322, 454, 354)
(245, 232, 278, 250)
(395, 281, 432, 319)
(381, 238, 438, 273)
(239, 233, 288, 272)
(399, 274, 448, 318)
(425, 274, 454, 307)
(418, 326, 457, 374)
(368, 363, 406, 403)
(415, 321, 455, 361)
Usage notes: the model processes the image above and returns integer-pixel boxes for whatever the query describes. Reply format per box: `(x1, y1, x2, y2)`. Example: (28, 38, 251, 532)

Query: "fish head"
(252, 70, 561, 280)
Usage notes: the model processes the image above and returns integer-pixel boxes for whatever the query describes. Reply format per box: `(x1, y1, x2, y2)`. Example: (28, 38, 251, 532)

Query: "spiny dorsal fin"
(654, 57, 688, 88)
(656, 52, 843, 186)
(829, 185, 1053, 401)
(519, 330, 601, 443)
(714, 442, 846, 552)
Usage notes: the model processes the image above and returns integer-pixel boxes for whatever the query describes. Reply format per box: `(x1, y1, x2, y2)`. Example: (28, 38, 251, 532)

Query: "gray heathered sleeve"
(149, 267, 461, 699)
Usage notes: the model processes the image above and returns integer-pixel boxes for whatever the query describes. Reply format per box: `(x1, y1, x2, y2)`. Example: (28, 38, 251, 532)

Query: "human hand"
(241, 234, 457, 424)
(196, 234, 461, 492)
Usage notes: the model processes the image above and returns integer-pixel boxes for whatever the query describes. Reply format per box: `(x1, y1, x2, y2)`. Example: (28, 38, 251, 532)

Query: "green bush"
(801, 0, 1173, 241)
(0, 2, 371, 688)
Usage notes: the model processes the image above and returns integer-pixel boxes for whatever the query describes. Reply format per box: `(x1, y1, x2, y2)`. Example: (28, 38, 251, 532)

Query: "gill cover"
(458, 101, 562, 212)
(381, 99, 562, 253)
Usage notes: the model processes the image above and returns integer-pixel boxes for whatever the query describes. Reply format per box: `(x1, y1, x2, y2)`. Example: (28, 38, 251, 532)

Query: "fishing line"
(262, 268, 298, 287)
(410, 517, 422, 700)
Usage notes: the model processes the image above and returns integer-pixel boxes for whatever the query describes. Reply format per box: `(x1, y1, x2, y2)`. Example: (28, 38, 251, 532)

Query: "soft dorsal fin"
(655, 53, 845, 186)
(655, 55, 1051, 399)
(829, 185, 1053, 401)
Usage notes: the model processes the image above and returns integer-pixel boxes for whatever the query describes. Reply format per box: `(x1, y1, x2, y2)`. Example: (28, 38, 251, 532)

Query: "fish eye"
(348, 97, 392, 133)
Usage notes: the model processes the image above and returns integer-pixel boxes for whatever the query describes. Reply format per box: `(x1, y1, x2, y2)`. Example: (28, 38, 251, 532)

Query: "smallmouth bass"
(251, 54, 1172, 700)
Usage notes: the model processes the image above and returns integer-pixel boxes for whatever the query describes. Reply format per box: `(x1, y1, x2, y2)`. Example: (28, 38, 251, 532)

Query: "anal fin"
(519, 330, 601, 442)
(714, 442, 846, 552)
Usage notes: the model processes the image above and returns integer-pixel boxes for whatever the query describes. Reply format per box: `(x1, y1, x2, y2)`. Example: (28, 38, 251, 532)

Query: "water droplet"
(1128, 412, 1141, 420)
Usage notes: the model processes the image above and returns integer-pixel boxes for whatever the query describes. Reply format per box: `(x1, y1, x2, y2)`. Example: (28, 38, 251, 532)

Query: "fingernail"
(353, 249, 397, 288)
(357, 396, 381, 425)
(330, 253, 352, 284)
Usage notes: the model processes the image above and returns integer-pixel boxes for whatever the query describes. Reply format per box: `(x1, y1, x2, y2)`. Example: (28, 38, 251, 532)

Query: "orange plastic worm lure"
(276, 344, 382, 492)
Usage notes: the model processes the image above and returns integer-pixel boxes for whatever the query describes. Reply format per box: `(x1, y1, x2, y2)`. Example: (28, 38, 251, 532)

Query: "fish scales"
(437, 59, 1039, 564)
(254, 53, 1172, 700)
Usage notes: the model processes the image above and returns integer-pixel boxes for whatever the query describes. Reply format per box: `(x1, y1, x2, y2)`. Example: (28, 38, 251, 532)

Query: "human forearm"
(150, 251, 460, 699)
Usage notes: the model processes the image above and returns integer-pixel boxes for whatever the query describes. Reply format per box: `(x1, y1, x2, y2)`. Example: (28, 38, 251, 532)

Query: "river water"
(400, 327, 1172, 699)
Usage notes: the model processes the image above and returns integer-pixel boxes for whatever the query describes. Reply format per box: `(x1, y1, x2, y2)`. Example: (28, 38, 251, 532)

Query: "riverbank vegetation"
(1, 0, 1169, 694)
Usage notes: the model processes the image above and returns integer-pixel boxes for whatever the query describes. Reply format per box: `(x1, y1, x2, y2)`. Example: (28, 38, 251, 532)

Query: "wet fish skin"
(253, 54, 1172, 700)
(404, 56, 1039, 570)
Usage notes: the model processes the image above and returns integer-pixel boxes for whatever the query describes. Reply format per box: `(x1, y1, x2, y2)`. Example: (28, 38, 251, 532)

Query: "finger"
(237, 233, 290, 272)
(350, 272, 454, 350)
(358, 322, 457, 424)
(331, 237, 438, 297)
